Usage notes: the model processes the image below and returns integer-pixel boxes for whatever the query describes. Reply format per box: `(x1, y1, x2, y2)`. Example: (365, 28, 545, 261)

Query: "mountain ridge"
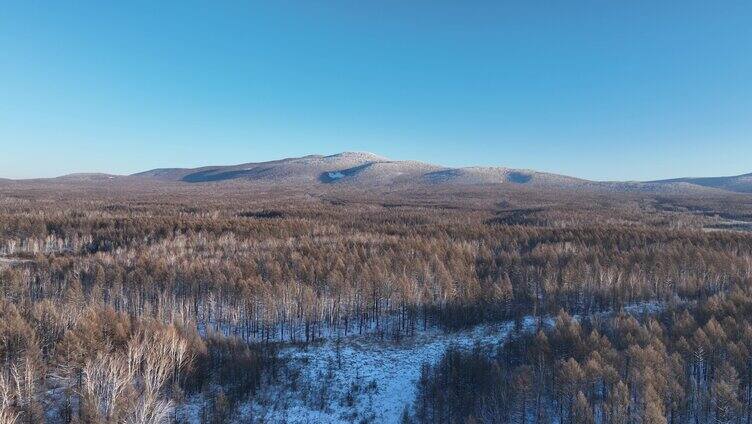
(649, 172, 752, 194)
(2, 152, 751, 194)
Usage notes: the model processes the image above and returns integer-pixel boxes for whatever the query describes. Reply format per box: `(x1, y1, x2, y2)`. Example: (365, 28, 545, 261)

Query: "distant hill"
(133, 152, 394, 184)
(52, 173, 123, 182)
(132, 151, 600, 189)
(2, 152, 750, 195)
(648, 173, 752, 194)
(131, 151, 737, 194)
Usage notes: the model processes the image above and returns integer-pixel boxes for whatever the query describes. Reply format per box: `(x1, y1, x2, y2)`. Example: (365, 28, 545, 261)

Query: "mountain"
(133, 152, 396, 184)
(132, 152, 739, 194)
(132, 151, 596, 189)
(420, 166, 589, 187)
(648, 173, 752, 194)
(2, 152, 750, 195)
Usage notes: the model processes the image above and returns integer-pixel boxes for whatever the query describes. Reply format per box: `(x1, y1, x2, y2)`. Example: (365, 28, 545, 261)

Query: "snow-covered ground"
(178, 320, 524, 423)
(177, 301, 667, 423)
(327, 172, 345, 180)
(246, 320, 526, 423)
(0, 255, 29, 266)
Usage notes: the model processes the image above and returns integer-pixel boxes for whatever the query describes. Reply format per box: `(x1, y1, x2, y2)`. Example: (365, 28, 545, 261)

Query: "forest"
(414, 287, 752, 424)
(1, 182, 751, 423)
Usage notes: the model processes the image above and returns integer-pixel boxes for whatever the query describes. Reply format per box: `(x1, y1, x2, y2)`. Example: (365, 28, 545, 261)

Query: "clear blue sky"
(1, 1, 750, 180)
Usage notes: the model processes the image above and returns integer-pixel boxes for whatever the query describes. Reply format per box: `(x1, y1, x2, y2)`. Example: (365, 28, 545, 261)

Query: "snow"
(174, 320, 530, 423)
(175, 301, 672, 423)
(327, 172, 345, 180)
(0, 255, 28, 266)
(246, 320, 523, 423)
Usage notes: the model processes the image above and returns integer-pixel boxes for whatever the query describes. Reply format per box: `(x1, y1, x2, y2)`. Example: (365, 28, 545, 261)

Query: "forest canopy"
(0, 182, 751, 423)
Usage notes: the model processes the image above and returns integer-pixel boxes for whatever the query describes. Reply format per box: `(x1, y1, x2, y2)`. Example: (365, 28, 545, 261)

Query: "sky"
(1, 1, 750, 181)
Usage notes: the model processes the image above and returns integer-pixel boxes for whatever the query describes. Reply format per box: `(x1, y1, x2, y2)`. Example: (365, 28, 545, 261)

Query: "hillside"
(649, 172, 752, 193)
(131, 152, 741, 194)
(132, 152, 393, 184)
(1, 152, 750, 195)
(131, 152, 585, 188)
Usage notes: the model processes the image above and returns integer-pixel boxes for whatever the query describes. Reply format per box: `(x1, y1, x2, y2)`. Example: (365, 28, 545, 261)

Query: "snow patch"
(244, 320, 522, 423)
(176, 301, 673, 423)
(327, 172, 345, 180)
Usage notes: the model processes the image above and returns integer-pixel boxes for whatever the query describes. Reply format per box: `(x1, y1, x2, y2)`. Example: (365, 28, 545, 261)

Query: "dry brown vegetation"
(1, 181, 751, 422)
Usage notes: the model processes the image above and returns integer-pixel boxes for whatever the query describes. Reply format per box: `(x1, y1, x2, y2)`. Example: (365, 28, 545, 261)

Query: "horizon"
(3, 150, 751, 183)
(2, 1, 751, 180)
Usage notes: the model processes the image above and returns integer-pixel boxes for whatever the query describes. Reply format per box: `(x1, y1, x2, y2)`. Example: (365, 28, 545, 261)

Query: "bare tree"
(0, 372, 20, 424)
